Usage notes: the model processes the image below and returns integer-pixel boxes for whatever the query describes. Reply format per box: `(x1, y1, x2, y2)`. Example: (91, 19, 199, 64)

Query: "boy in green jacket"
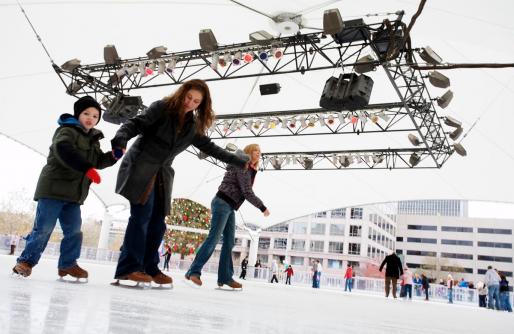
(12, 96, 117, 281)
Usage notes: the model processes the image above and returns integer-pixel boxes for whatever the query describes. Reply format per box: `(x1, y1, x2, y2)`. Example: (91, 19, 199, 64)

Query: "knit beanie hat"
(73, 96, 102, 124)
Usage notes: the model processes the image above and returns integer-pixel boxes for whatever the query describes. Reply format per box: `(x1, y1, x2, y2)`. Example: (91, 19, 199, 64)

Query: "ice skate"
(111, 271, 152, 289)
(58, 264, 89, 283)
(216, 280, 243, 291)
(151, 272, 173, 289)
(12, 262, 32, 277)
(184, 274, 202, 288)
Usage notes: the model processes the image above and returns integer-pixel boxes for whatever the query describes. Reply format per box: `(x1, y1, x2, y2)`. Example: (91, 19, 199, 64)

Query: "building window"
(477, 241, 512, 249)
(290, 256, 304, 265)
(315, 211, 327, 218)
(310, 240, 324, 252)
(348, 243, 361, 255)
(331, 208, 346, 218)
(406, 237, 437, 244)
(396, 249, 403, 255)
(328, 242, 344, 254)
(478, 255, 513, 263)
(441, 226, 473, 233)
(292, 222, 307, 234)
(440, 266, 473, 273)
(329, 224, 345, 236)
(407, 224, 437, 231)
(477, 228, 512, 235)
(349, 225, 362, 237)
(257, 254, 268, 264)
(406, 250, 436, 257)
(441, 252, 473, 260)
(350, 208, 363, 219)
(310, 223, 326, 235)
(348, 261, 360, 268)
(406, 262, 420, 268)
(327, 259, 343, 269)
(441, 239, 473, 246)
(258, 238, 270, 249)
(273, 238, 287, 250)
(234, 238, 242, 246)
(291, 239, 305, 251)
(265, 222, 289, 233)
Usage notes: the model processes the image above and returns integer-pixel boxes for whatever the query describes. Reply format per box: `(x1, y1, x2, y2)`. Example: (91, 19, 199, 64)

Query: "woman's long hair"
(162, 79, 214, 134)
(244, 144, 261, 169)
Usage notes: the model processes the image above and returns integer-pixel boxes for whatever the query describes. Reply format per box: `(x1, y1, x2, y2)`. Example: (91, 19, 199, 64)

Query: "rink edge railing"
(3, 241, 513, 307)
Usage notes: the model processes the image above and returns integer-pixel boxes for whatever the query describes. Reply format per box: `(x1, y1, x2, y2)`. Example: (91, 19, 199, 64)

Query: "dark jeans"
(479, 295, 487, 307)
(424, 287, 429, 300)
(271, 274, 278, 283)
(239, 269, 247, 279)
(115, 187, 165, 278)
(163, 258, 170, 271)
(186, 196, 236, 284)
(403, 284, 412, 299)
(285, 276, 291, 285)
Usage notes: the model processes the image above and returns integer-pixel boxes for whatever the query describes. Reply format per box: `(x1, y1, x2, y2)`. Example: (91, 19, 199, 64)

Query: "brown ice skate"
(12, 262, 32, 277)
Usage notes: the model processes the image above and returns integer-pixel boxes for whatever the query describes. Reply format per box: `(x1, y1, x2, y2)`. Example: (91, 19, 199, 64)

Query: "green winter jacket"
(34, 114, 117, 204)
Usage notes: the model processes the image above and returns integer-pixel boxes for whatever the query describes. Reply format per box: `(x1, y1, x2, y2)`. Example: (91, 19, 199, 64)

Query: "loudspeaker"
(103, 95, 142, 124)
(259, 83, 281, 95)
(332, 19, 370, 44)
(320, 73, 373, 110)
(323, 9, 344, 35)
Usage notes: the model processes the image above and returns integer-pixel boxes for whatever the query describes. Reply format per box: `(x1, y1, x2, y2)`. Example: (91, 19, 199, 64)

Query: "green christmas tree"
(164, 198, 210, 258)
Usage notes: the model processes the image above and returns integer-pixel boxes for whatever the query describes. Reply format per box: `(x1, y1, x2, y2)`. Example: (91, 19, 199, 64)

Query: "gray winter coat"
(111, 100, 247, 215)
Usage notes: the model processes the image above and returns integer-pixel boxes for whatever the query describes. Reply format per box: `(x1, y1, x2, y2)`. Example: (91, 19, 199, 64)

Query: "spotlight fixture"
(211, 54, 220, 70)
(453, 143, 467, 156)
(61, 58, 81, 72)
(103, 94, 142, 125)
(197, 151, 209, 160)
(199, 29, 218, 52)
(437, 90, 453, 109)
(157, 60, 166, 74)
(104, 45, 121, 65)
(449, 126, 463, 140)
(146, 46, 167, 59)
(232, 51, 242, 66)
(372, 154, 384, 164)
(419, 46, 443, 65)
(270, 47, 283, 59)
(167, 57, 178, 73)
(271, 157, 282, 170)
(408, 134, 421, 146)
(225, 143, 238, 153)
(249, 30, 274, 45)
(428, 71, 450, 89)
(340, 155, 351, 168)
(258, 50, 268, 61)
(303, 157, 314, 170)
(66, 81, 84, 94)
(409, 153, 421, 167)
(354, 55, 376, 74)
(323, 8, 344, 35)
(444, 115, 462, 128)
(243, 53, 254, 63)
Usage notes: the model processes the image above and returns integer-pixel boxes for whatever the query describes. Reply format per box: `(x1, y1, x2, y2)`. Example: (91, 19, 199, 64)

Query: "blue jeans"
(115, 187, 165, 278)
(488, 284, 501, 310)
(186, 196, 236, 284)
(17, 198, 82, 269)
(500, 292, 513, 312)
(345, 278, 352, 292)
(448, 288, 453, 303)
(404, 284, 412, 299)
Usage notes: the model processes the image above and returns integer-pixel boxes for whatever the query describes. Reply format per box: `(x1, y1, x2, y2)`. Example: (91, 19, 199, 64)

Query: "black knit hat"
(73, 96, 102, 123)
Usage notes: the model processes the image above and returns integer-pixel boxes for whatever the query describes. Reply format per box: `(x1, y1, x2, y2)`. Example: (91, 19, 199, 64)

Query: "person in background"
(421, 273, 430, 301)
(485, 265, 501, 310)
(161, 244, 171, 271)
(344, 264, 353, 292)
(9, 234, 20, 255)
(499, 273, 512, 312)
(270, 259, 279, 283)
(379, 251, 403, 298)
(413, 273, 422, 296)
(284, 264, 294, 285)
(476, 281, 488, 308)
(402, 267, 413, 300)
(447, 274, 454, 304)
(12, 96, 117, 280)
(239, 256, 248, 280)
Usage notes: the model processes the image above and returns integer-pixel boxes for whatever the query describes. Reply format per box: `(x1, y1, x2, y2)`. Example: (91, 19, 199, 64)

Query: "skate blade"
(57, 277, 88, 284)
(151, 283, 173, 290)
(182, 277, 202, 289)
(11, 271, 29, 278)
(110, 280, 151, 289)
(215, 286, 243, 291)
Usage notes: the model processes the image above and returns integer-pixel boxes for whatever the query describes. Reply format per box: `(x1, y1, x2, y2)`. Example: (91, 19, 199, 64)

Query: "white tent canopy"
(1, 0, 513, 227)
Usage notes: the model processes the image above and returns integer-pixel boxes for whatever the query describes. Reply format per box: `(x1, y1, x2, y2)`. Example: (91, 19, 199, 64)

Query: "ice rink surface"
(1, 255, 513, 334)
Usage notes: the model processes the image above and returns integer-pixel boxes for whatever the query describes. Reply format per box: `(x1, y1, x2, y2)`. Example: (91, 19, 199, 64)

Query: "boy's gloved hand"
(112, 147, 125, 160)
(86, 168, 101, 184)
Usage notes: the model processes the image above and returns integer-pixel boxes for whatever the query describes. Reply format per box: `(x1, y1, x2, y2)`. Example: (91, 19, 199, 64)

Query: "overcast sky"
(1, 0, 513, 225)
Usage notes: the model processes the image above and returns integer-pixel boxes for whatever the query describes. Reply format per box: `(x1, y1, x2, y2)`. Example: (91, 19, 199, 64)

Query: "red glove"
(86, 168, 101, 184)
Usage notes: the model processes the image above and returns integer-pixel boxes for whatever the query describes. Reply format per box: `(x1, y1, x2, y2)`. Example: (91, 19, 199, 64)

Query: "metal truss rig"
(53, 17, 456, 170)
